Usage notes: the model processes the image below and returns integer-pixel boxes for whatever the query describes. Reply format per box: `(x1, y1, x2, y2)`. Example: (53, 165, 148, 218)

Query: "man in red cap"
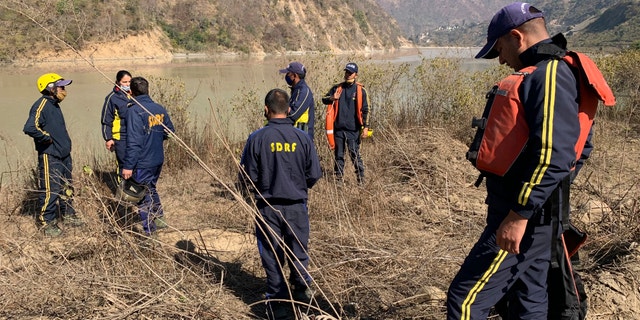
(446, 2, 589, 319)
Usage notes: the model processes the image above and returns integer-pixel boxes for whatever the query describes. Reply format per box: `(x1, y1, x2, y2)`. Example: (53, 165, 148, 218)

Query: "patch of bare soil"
(11, 28, 174, 70)
(0, 122, 638, 319)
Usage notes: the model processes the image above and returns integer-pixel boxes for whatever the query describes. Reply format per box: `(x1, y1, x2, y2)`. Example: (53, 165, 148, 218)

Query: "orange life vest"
(325, 82, 364, 150)
(466, 51, 615, 176)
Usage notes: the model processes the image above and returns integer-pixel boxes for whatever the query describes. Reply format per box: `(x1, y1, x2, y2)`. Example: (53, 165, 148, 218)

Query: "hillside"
(374, 0, 506, 40)
(0, 0, 404, 63)
(1, 0, 638, 63)
(375, 0, 640, 49)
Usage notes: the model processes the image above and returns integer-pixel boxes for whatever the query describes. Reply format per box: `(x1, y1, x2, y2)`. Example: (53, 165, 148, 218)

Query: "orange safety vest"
(467, 51, 615, 176)
(325, 82, 364, 150)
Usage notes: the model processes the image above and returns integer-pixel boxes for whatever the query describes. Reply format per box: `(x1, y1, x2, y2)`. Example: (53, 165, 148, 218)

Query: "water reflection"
(371, 47, 491, 72)
(0, 48, 494, 176)
(2, 62, 282, 176)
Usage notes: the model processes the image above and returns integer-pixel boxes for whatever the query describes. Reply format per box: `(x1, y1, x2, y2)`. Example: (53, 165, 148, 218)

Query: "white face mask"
(120, 85, 131, 92)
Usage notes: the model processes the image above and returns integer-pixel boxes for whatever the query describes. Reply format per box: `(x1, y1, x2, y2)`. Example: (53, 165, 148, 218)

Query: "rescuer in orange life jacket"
(446, 2, 614, 319)
(322, 62, 370, 186)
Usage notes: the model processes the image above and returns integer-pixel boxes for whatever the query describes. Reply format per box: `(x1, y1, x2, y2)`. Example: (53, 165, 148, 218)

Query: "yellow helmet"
(37, 73, 72, 93)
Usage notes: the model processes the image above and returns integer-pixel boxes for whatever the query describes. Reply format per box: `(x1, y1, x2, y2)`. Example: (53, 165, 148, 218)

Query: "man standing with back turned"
(122, 77, 175, 236)
(446, 2, 614, 319)
(239, 89, 322, 320)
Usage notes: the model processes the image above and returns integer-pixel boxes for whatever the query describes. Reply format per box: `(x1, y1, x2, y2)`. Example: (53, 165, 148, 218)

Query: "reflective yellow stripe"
(518, 60, 558, 205)
(34, 99, 50, 137)
(38, 154, 51, 226)
(461, 249, 508, 320)
(292, 88, 311, 126)
(112, 109, 121, 140)
(293, 108, 309, 126)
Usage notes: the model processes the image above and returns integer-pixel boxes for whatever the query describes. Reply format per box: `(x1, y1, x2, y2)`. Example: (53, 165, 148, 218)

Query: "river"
(0, 47, 491, 181)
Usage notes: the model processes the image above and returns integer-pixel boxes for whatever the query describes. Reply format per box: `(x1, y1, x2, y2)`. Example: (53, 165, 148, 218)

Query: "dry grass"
(1, 52, 640, 319)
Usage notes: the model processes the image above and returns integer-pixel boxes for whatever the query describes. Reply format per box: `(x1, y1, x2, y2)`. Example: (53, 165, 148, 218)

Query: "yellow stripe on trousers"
(518, 60, 558, 206)
(38, 154, 51, 226)
(461, 249, 508, 320)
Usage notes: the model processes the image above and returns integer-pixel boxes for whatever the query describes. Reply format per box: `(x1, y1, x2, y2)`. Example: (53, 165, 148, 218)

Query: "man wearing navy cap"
(446, 2, 587, 319)
(322, 62, 370, 186)
(279, 61, 315, 141)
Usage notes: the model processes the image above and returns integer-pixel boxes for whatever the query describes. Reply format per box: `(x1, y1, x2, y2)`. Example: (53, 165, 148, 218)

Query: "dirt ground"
(1, 122, 639, 319)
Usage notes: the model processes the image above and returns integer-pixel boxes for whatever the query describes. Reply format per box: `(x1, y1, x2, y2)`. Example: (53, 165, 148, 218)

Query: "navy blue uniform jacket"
(288, 78, 315, 137)
(124, 95, 175, 170)
(23, 96, 72, 158)
(101, 86, 131, 141)
(486, 39, 580, 220)
(322, 82, 369, 132)
(240, 118, 322, 201)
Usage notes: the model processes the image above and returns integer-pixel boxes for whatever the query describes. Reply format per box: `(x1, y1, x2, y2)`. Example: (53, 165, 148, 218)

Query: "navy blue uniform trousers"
(256, 200, 311, 299)
(114, 139, 126, 176)
(333, 130, 364, 180)
(37, 153, 75, 226)
(133, 166, 164, 234)
(446, 207, 552, 320)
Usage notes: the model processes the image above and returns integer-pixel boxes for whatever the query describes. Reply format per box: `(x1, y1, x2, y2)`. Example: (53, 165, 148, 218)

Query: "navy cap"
(279, 61, 306, 75)
(55, 79, 72, 86)
(475, 2, 544, 59)
(344, 62, 358, 73)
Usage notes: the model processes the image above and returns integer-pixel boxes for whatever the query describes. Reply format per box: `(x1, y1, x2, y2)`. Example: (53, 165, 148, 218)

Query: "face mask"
(345, 78, 356, 84)
(285, 74, 294, 86)
(120, 85, 131, 92)
(55, 89, 67, 102)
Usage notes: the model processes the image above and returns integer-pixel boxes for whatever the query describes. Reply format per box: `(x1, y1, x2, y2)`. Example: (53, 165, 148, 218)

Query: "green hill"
(1, 0, 637, 63)
(0, 0, 404, 63)
(375, 0, 640, 49)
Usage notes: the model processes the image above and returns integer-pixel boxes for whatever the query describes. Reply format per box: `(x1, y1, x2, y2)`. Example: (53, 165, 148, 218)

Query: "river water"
(0, 47, 491, 180)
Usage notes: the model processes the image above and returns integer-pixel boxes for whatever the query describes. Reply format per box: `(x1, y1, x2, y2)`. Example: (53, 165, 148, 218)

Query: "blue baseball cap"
(344, 62, 358, 73)
(55, 79, 72, 87)
(279, 61, 306, 75)
(475, 2, 544, 59)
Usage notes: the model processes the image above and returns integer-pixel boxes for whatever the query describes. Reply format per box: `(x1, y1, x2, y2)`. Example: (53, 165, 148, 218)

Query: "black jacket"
(23, 96, 72, 158)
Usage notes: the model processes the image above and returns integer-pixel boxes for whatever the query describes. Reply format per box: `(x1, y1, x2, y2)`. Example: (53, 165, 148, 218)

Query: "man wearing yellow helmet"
(24, 73, 84, 237)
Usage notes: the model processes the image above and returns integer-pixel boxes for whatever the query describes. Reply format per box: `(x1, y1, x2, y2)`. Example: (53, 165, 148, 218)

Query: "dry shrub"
(307, 126, 488, 318)
(2, 50, 640, 319)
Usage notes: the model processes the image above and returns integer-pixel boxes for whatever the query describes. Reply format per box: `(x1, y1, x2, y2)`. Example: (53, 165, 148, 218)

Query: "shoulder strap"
(563, 51, 616, 107)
